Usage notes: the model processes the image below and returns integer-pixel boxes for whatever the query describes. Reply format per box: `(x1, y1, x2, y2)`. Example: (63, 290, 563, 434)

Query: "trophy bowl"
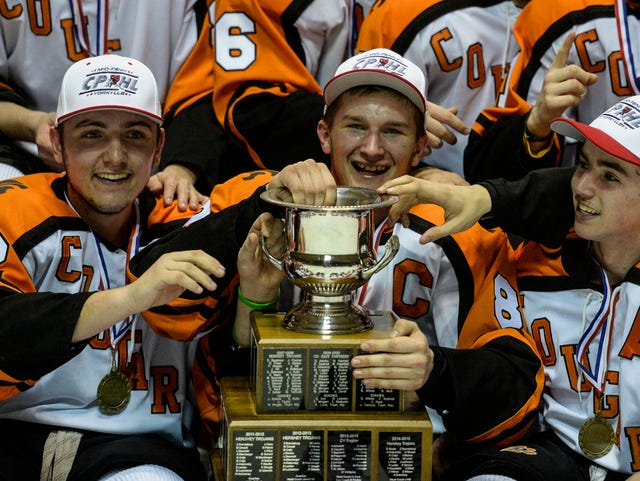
(261, 186, 399, 334)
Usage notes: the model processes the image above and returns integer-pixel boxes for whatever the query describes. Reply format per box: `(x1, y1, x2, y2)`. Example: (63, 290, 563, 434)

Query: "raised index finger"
(550, 31, 575, 70)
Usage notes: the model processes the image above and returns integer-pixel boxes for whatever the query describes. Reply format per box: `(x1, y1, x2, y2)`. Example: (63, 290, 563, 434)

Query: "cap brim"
(550, 117, 640, 166)
(324, 70, 426, 113)
(56, 105, 163, 126)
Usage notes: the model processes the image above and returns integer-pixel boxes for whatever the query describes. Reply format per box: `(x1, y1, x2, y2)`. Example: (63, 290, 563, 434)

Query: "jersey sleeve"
(128, 175, 281, 340)
(355, 0, 434, 52)
(211, 0, 349, 170)
(0, 176, 98, 400)
(190, 333, 224, 450)
(417, 225, 544, 446)
(464, 109, 561, 183)
(160, 2, 249, 192)
(208, 169, 274, 212)
(0, 80, 26, 105)
(0, 289, 92, 401)
(159, 96, 255, 193)
(180, 172, 276, 445)
(479, 166, 575, 247)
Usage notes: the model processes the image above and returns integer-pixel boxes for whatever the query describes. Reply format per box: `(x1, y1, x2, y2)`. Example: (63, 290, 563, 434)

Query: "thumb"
(146, 176, 162, 194)
(419, 222, 463, 244)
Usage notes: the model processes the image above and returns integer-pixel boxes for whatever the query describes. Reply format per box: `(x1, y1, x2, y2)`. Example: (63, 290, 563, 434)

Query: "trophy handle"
(261, 235, 284, 271)
(362, 234, 399, 280)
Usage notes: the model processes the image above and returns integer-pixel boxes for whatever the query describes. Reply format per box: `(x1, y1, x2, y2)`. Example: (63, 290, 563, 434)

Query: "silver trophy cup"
(261, 186, 399, 334)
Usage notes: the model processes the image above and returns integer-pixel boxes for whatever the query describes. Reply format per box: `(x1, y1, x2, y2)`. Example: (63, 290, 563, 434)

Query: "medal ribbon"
(615, 0, 640, 94)
(575, 267, 616, 391)
(69, 0, 110, 56)
(100, 201, 141, 348)
(65, 192, 141, 348)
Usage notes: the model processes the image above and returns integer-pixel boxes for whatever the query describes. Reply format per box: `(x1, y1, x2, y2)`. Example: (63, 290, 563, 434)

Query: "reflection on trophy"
(260, 186, 400, 334)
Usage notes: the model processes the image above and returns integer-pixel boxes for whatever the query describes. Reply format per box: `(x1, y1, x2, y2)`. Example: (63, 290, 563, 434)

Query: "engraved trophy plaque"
(260, 186, 400, 334)
(214, 377, 433, 481)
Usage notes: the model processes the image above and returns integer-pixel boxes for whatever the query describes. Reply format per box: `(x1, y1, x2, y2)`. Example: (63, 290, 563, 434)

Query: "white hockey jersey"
(518, 235, 640, 473)
(0, 173, 202, 446)
(0, 0, 201, 154)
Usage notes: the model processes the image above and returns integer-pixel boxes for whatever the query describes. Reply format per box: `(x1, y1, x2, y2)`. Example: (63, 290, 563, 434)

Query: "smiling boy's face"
(317, 89, 425, 191)
(571, 141, 640, 250)
(52, 110, 163, 217)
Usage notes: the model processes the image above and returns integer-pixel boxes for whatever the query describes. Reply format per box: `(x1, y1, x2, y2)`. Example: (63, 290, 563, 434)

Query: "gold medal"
(578, 415, 615, 458)
(97, 349, 131, 415)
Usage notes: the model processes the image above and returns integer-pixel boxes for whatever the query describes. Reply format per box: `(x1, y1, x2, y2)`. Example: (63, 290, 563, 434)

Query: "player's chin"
(91, 195, 137, 215)
(572, 223, 602, 243)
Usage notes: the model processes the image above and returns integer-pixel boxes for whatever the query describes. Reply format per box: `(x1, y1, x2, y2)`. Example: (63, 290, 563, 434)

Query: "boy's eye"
(126, 130, 146, 139)
(82, 130, 102, 138)
(576, 155, 589, 169)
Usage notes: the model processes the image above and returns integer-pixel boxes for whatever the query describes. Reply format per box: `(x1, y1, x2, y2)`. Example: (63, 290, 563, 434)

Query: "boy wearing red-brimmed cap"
(379, 95, 640, 480)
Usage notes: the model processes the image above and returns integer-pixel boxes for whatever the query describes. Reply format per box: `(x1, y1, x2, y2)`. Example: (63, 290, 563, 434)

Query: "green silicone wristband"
(237, 286, 279, 310)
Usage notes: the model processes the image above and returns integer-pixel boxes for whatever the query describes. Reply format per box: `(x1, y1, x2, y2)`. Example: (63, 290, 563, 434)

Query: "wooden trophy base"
(216, 377, 432, 481)
(250, 311, 407, 414)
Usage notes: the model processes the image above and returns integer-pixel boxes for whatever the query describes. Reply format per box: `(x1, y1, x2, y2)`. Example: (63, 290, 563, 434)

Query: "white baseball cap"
(55, 54, 163, 126)
(323, 48, 427, 114)
(550, 95, 640, 166)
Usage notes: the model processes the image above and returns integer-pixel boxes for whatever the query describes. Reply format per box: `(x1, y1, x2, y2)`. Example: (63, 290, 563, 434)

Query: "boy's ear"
(50, 126, 65, 167)
(411, 135, 429, 167)
(153, 128, 166, 167)
(317, 120, 332, 155)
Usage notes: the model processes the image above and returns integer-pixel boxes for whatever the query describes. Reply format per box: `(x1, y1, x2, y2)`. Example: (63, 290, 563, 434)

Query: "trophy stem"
(282, 292, 373, 334)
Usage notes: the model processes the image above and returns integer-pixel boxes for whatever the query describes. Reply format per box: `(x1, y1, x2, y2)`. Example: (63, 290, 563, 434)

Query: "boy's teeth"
(98, 173, 127, 180)
(578, 203, 598, 215)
